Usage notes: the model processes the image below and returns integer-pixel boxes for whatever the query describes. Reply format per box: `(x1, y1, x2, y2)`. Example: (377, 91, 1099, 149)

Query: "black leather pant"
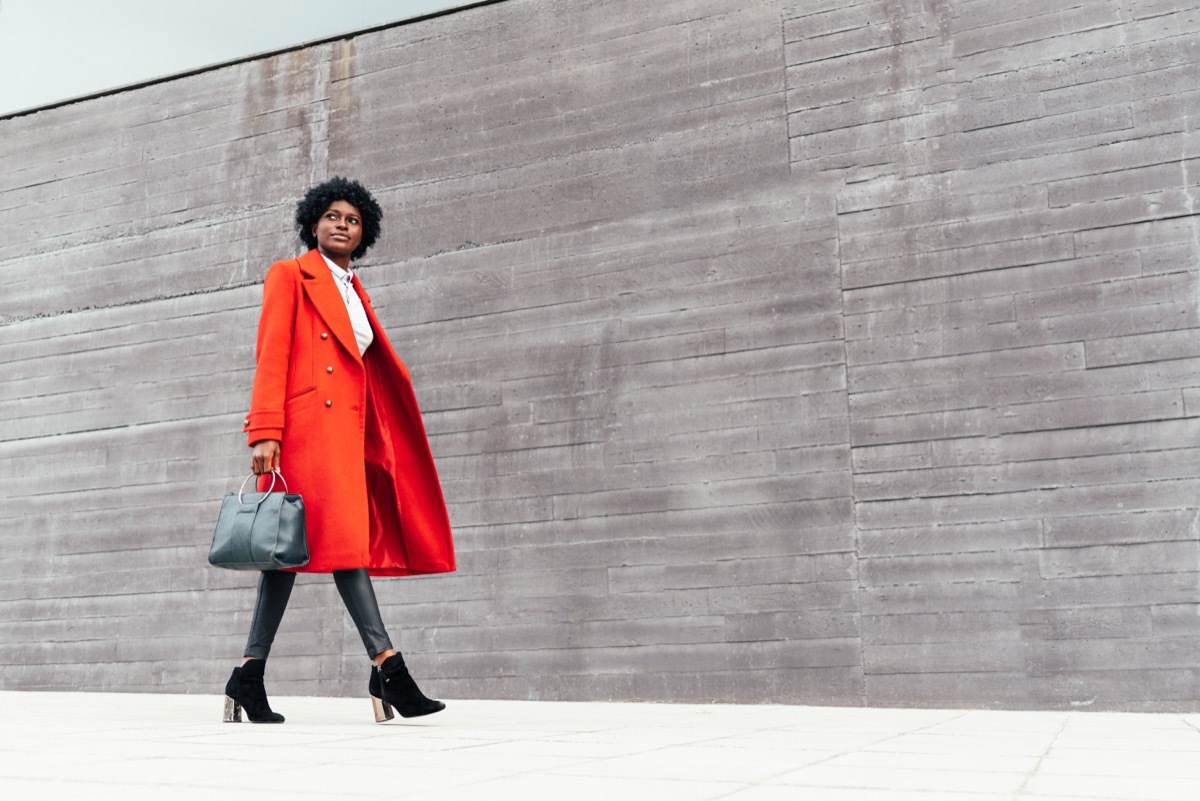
(243, 568, 394, 660)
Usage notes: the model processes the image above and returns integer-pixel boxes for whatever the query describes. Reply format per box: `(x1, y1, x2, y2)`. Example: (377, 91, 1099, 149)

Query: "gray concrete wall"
(2, 0, 1199, 710)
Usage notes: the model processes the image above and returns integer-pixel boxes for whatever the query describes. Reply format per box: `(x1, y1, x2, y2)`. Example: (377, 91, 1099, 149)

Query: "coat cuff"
(244, 409, 284, 446)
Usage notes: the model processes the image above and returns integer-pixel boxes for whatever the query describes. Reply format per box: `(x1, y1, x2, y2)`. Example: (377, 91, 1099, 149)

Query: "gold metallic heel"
(372, 696, 394, 723)
(223, 695, 242, 723)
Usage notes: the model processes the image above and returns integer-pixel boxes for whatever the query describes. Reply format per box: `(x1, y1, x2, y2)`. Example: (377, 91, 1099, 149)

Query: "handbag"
(208, 470, 309, 570)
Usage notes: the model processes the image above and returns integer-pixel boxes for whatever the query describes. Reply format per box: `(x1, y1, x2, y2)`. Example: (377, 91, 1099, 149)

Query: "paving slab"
(2, 692, 1200, 799)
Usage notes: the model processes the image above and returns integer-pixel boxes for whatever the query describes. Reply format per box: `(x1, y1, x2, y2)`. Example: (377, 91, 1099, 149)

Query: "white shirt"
(320, 252, 374, 357)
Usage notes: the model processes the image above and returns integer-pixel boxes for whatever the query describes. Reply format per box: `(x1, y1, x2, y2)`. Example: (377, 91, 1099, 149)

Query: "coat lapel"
(351, 275, 383, 341)
(297, 249, 361, 364)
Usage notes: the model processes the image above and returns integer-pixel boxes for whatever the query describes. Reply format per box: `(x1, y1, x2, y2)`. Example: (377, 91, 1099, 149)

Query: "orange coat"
(243, 248, 455, 576)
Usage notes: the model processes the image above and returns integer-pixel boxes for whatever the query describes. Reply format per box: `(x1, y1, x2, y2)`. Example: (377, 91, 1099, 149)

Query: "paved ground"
(2, 691, 1199, 800)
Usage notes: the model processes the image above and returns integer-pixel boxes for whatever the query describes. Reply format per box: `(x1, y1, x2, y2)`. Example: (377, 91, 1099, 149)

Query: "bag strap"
(238, 470, 289, 506)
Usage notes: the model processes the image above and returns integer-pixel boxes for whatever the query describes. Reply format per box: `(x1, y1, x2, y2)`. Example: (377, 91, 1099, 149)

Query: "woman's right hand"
(251, 440, 281, 475)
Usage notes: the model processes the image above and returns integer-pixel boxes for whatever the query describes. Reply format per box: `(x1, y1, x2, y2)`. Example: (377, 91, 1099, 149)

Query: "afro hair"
(295, 176, 383, 261)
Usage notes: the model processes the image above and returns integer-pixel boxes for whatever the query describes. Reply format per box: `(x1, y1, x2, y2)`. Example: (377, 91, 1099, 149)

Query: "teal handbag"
(208, 471, 309, 570)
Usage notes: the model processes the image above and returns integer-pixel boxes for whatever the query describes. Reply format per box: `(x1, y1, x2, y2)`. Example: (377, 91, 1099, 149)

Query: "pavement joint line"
(696, 708, 984, 795)
(1013, 712, 1069, 797)
(1179, 714, 1200, 736)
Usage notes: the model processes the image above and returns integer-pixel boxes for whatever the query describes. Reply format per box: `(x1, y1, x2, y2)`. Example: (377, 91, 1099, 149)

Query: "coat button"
(326, 366, 334, 374)
(325, 400, 333, 408)
(321, 332, 329, 340)
(243, 418, 250, 426)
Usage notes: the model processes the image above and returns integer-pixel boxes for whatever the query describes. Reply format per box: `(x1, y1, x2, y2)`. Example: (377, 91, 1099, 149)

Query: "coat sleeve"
(244, 261, 299, 446)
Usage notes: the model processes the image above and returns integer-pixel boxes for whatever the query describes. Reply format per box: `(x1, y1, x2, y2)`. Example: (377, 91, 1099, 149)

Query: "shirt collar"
(319, 250, 353, 284)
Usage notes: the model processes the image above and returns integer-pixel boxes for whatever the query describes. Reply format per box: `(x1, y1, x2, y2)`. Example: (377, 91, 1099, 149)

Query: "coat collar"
(297, 248, 363, 363)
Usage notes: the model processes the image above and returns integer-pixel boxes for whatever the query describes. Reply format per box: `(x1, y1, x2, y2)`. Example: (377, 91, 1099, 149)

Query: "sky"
(0, 0, 461, 114)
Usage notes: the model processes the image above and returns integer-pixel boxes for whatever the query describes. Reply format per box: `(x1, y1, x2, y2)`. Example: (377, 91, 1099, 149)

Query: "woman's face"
(312, 200, 363, 261)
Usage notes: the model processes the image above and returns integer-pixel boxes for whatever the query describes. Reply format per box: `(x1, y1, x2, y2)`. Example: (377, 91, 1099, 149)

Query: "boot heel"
(223, 695, 242, 723)
(372, 696, 394, 723)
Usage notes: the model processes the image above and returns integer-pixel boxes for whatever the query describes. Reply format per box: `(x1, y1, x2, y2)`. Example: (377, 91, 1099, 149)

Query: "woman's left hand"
(251, 439, 281, 475)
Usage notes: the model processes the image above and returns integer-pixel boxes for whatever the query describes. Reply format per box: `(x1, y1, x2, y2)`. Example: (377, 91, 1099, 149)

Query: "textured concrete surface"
(2, 0, 1200, 709)
(6, 691, 1200, 800)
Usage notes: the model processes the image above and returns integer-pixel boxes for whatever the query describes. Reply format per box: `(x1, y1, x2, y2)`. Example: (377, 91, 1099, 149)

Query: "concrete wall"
(2, 0, 1199, 710)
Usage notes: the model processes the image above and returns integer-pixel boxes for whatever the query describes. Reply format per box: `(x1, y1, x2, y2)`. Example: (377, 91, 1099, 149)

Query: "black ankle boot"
(223, 659, 285, 723)
(368, 653, 445, 722)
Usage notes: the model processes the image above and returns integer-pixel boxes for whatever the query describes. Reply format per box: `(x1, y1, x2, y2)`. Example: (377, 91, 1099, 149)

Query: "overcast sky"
(0, 0, 461, 114)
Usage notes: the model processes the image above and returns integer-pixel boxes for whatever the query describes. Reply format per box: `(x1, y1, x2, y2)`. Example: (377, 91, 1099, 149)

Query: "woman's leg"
(332, 568, 394, 659)
(225, 570, 294, 723)
(243, 569, 297, 660)
(333, 568, 444, 720)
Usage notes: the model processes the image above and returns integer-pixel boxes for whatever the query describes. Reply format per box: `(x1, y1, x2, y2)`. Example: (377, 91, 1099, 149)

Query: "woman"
(223, 177, 456, 724)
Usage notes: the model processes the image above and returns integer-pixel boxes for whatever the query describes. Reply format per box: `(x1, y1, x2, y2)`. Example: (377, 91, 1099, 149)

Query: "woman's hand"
(251, 440, 281, 475)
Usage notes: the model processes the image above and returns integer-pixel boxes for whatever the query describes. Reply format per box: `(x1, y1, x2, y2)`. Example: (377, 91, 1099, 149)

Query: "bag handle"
(238, 470, 289, 506)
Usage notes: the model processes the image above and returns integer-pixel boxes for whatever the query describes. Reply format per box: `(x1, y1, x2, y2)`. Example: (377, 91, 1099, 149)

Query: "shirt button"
(320, 332, 329, 340)
(325, 400, 333, 408)
(326, 366, 334, 374)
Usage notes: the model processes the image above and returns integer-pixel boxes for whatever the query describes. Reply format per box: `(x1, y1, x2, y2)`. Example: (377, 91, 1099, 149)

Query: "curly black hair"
(294, 176, 383, 261)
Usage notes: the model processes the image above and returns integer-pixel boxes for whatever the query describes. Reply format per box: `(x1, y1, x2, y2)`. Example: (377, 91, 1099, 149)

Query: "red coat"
(243, 248, 455, 576)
